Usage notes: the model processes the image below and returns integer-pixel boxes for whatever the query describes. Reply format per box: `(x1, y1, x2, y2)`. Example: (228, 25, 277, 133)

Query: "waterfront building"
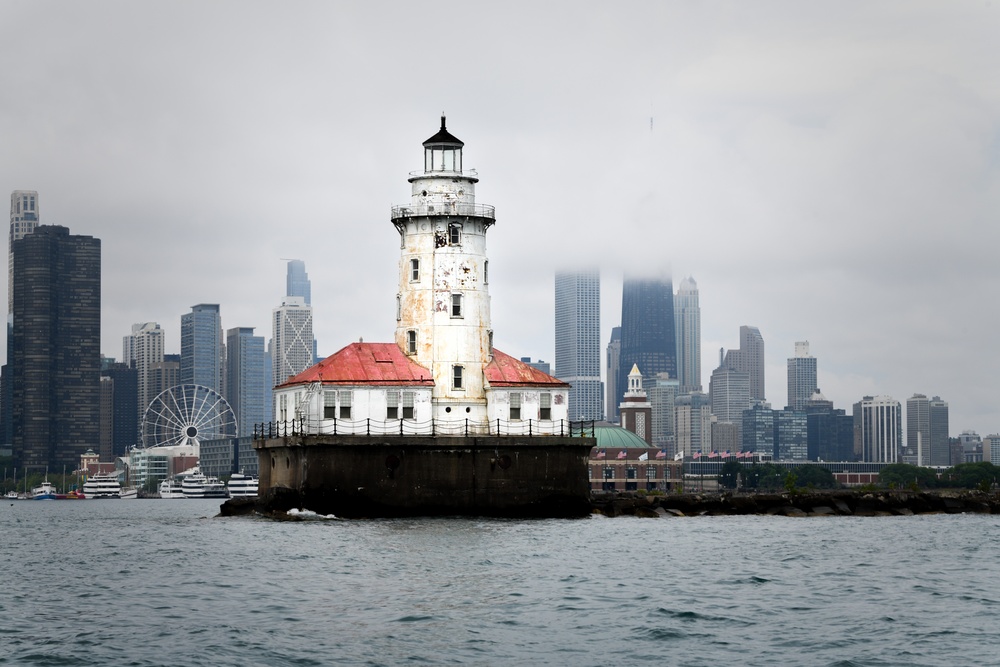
(854, 395, 902, 463)
(906, 394, 950, 467)
(774, 408, 808, 461)
(286, 259, 311, 305)
(674, 392, 712, 456)
(617, 277, 676, 421)
(271, 117, 570, 430)
(723, 325, 765, 402)
(787, 341, 817, 411)
(709, 353, 750, 442)
(100, 362, 138, 458)
(619, 365, 652, 445)
(804, 391, 854, 462)
(11, 225, 101, 472)
(554, 269, 602, 421)
(123, 322, 165, 428)
(742, 401, 774, 455)
(225, 327, 267, 439)
(674, 276, 702, 393)
(985, 435, 1000, 465)
(520, 357, 551, 375)
(711, 421, 739, 453)
(958, 430, 983, 464)
(272, 296, 313, 386)
(605, 326, 621, 423)
(180, 304, 224, 394)
(644, 372, 679, 454)
(2, 191, 40, 448)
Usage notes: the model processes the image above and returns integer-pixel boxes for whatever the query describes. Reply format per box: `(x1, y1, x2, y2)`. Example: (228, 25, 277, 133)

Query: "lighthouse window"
(410, 258, 420, 282)
(387, 392, 399, 419)
(540, 393, 552, 420)
(484, 260, 488, 284)
(406, 330, 417, 355)
(402, 391, 414, 419)
(396, 295, 401, 321)
(453, 365, 464, 390)
(323, 391, 336, 419)
(449, 224, 461, 245)
(510, 392, 522, 421)
(339, 391, 353, 419)
(451, 293, 463, 318)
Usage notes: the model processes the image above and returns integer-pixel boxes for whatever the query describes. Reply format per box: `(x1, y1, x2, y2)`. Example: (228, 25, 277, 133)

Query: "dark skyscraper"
(616, 277, 676, 420)
(101, 362, 138, 458)
(12, 225, 101, 472)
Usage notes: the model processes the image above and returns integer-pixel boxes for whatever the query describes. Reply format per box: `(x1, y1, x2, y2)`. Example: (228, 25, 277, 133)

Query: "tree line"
(716, 460, 1000, 492)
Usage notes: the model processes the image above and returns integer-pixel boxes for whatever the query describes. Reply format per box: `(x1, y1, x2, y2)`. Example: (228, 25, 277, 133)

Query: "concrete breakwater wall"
(591, 490, 1000, 518)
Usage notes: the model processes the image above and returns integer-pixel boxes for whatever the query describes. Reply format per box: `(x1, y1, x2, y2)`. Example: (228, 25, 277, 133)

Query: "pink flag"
(708, 451, 718, 459)
(693, 452, 701, 459)
(596, 449, 606, 459)
(655, 450, 667, 459)
(617, 450, 627, 459)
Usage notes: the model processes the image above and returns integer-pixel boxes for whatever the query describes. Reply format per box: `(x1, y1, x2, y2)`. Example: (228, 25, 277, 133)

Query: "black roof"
(422, 116, 463, 147)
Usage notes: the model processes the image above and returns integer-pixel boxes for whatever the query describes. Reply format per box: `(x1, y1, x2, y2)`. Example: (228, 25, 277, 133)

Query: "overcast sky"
(2, 1, 998, 438)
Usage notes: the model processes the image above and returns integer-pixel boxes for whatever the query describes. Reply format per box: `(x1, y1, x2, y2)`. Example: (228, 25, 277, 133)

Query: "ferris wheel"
(141, 384, 238, 449)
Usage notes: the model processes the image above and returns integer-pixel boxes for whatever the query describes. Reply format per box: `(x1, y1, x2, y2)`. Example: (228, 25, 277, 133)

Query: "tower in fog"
(617, 277, 676, 420)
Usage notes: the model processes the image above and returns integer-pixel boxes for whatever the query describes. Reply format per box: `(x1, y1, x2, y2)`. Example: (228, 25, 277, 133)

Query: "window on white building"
(396, 295, 401, 321)
(453, 365, 464, 390)
(324, 391, 336, 419)
(449, 223, 461, 245)
(402, 391, 414, 419)
(410, 258, 420, 282)
(540, 393, 552, 420)
(484, 260, 488, 284)
(451, 293, 463, 318)
(387, 392, 399, 419)
(510, 393, 522, 421)
(406, 330, 417, 355)
(339, 390, 352, 419)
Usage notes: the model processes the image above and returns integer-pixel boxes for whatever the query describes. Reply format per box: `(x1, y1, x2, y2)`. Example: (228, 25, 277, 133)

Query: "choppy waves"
(2, 503, 999, 666)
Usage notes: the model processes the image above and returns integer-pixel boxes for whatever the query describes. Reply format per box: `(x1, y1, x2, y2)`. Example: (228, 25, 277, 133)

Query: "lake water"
(2, 500, 998, 666)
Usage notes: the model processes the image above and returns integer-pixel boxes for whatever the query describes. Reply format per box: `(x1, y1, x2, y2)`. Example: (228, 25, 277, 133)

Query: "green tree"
(879, 463, 938, 489)
(793, 465, 839, 489)
(942, 462, 1000, 489)
(718, 461, 744, 489)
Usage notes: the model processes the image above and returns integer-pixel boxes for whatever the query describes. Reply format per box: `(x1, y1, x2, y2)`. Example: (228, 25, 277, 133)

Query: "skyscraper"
(906, 394, 950, 467)
(272, 296, 313, 386)
(674, 276, 701, 393)
(787, 341, 817, 411)
(8, 190, 39, 317)
(180, 304, 224, 394)
(100, 361, 138, 457)
(674, 392, 711, 456)
(605, 327, 621, 423)
(286, 259, 311, 305)
(554, 270, 601, 421)
(11, 225, 101, 472)
(709, 354, 751, 441)
(854, 395, 902, 463)
(723, 326, 765, 402)
(226, 327, 267, 438)
(124, 322, 165, 429)
(617, 277, 676, 420)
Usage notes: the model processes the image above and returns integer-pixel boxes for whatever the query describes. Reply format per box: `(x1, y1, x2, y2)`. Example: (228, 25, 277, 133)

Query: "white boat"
(119, 487, 138, 499)
(158, 479, 185, 499)
(227, 472, 259, 498)
(181, 469, 229, 499)
(31, 481, 58, 500)
(5, 490, 19, 500)
(82, 472, 122, 499)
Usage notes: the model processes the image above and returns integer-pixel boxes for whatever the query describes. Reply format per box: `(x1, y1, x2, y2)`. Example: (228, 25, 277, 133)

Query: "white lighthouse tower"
(391, 117, 496, 422)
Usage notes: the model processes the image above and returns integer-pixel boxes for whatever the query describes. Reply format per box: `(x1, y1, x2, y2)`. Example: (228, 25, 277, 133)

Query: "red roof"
(484, 349, 569, 388)
(277, 343, 567, 389)
(278, 342, 434, 388)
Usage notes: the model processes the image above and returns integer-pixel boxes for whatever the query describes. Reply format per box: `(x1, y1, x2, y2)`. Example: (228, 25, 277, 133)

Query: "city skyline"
(1, 3, 998, 438)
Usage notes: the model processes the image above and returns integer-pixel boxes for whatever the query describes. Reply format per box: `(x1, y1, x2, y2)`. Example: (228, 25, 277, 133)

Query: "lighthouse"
(256, 118, 593, 518)
(392, 117, 495, 422)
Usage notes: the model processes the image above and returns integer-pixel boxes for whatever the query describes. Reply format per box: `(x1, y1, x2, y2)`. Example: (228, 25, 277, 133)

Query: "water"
(2, 500, 999, 666)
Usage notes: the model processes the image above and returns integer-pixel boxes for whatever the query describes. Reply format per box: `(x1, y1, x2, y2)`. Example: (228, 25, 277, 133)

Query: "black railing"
(253, 418, 596, 440)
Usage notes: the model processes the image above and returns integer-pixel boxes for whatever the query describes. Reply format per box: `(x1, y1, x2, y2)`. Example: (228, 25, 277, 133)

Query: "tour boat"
(227, 472, 259, 498)
(181, 469, 229, 499)
(82, 472, 122, 499)
(158, 479, 185, 499)
(31, 481, 57, 500)
(119, 487, 138, 500)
